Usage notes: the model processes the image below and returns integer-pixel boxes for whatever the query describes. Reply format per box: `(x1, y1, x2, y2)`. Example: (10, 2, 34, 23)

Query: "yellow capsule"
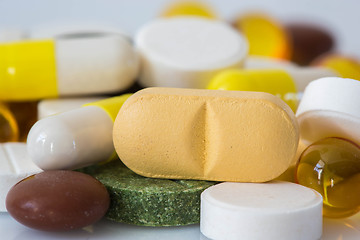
(0, 102, 19, 142)
(160, 0, 217, 19)
(233, 13, 291, 59)
(207, 69, 298, 112)
(313, 54, 360, 81)
(296, 137, 360, 218)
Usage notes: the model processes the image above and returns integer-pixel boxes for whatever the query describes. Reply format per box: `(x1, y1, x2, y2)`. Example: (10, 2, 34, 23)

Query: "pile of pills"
(0, 0, 360, 239)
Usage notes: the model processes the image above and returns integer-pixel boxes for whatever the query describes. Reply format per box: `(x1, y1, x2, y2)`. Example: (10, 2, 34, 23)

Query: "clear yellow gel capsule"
(313, 54, 360, 81)
(296, 137, 360, 218)
(0, 102, 19, 142)
(207, 69, 298, 112)
(233, 13, 291, 59)
(160, 0, 217, 19)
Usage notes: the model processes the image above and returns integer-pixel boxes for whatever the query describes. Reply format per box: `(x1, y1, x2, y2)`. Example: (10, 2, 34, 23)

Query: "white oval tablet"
(200, 181, 322, 240)
(135, 17, 248, 88)
(296, 77, 360, 145)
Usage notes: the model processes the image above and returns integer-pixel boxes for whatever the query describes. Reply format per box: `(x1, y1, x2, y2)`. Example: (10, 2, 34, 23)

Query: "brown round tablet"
(6, 170, 110, 231)
(286, 23, 335, 66)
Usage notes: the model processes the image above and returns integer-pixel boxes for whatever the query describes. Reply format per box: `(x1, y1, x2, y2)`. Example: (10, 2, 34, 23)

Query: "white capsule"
(27, 106, 114, 170)
(0, 143, 42, 212)
(135, 17, 248, 88)
(27, 94, 131, 170)
(200, 181, 323, 240)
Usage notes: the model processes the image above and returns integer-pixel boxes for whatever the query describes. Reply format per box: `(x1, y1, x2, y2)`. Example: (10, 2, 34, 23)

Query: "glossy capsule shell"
(207, 69, 298, 112)
(27, 94, 131, 170)
(207, 68, 337, 112)
(6, 170, 110, 231)
(296, 137, 360, 218)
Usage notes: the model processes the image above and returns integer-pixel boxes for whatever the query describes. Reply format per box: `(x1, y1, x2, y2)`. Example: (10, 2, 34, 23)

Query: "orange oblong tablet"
(113, 88, 299, 182)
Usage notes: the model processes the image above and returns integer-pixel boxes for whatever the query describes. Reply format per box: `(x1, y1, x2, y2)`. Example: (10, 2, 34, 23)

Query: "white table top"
(1, 211, 360, 240)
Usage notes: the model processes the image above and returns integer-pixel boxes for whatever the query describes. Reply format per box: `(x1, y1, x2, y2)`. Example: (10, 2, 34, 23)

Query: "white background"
(0, 0, 359, 58)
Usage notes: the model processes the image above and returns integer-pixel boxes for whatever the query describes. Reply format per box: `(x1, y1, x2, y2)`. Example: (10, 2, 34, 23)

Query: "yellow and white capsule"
(27, 94, 131, 170)
(0, 33, 139, 101)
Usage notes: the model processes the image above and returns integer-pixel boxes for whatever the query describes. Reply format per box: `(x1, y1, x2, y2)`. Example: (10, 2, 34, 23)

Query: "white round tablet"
(296, 77, 360, 145)
(135, 17, 248, 88)
(200, 181, 323, 240)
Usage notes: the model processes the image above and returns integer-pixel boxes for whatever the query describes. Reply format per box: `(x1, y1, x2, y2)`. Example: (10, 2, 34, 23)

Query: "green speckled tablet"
(78, 160, 217, 226)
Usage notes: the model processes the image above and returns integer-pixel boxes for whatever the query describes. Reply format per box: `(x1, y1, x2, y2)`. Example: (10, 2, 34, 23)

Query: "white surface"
(37, 97, 105, 119)
(0, 28, 27, 42)
(296, 77, 360, 145)
(0, 143, 42, 212)
(0, 212, 360, 240)
(135, 17, 248, 88)
(27, 106, 114, 170)
(200, 182, 323, 240)
(0, 0, 359, 58)
(56, 33, 139, 96)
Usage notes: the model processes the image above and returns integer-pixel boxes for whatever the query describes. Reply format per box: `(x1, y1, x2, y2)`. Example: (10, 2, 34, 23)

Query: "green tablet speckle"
(78, 160, 217, 226)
